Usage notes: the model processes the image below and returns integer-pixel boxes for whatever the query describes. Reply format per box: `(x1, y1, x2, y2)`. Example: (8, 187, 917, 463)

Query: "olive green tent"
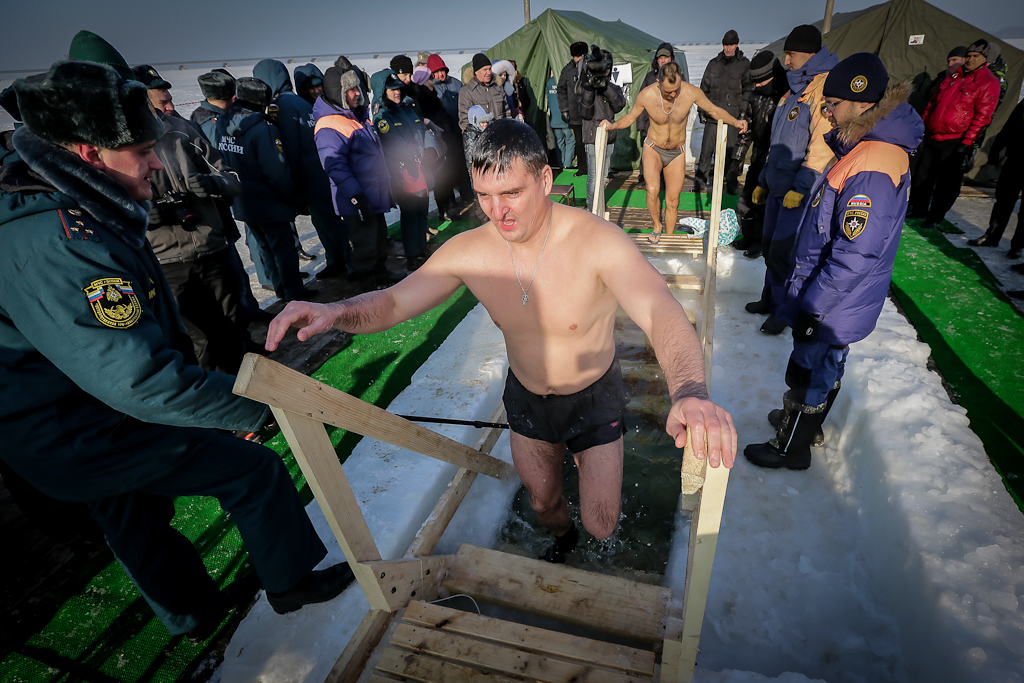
(762, 0, 1022, 183)
(484, 9, 687, 170)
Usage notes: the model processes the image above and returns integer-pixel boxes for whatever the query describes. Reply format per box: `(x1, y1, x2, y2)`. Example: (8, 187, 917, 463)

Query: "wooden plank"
(271, 408, 390, 610)
(326, 608, 393, 683)
(403, 600, 656, 676)
(672, 461, 731, 682)
(592, 124, 609, 216)
(362, 556, 450, 610)
(699, 120, 725, 376)
(376, 648, 520, 683)
(388, 624, 645, 683)
(234, 355, 514, 481)
(679, 428, 707, 496)
(406, 404, 507, 558)
(662, 274, 703, 292)
(442, 544, 670, 643)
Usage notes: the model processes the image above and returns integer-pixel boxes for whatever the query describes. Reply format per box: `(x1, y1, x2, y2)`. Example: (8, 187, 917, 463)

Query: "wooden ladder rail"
(663, 118, 732, 683)
(592, 123, 610, 217)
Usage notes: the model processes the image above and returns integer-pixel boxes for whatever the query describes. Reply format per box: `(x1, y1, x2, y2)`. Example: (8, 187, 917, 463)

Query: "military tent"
(483, 9, 686, 170)
(761, 0, 1023, 183)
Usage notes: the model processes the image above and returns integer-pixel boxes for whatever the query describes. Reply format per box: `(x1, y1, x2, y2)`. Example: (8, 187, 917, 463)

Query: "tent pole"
(524, 0, 530, 24)
(823, 0, 835, 34)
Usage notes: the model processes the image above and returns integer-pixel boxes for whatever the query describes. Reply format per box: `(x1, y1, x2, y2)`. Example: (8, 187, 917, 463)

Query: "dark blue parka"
(759, 48, 839, 197)
(254, 59, 333, 207)
(215, 103, 297, 223)
(0, 128, 267, 500)
(190, 100, 226, 145)
(780, 86, 924, 345)
(313, 95, 393, 217)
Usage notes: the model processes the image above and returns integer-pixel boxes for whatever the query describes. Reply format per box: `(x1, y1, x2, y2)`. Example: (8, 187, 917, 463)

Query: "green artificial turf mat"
(2, 287, 479, 682)
(891, 220, 1024, 511)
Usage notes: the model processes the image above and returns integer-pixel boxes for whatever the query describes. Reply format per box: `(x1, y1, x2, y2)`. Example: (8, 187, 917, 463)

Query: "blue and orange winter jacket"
(312, 95, 393, 217)
(781, 84, 924, 345)
(759, 48, 838, 197)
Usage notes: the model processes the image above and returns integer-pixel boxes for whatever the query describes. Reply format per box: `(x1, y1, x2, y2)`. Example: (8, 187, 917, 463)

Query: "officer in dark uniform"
(1, 60, 351, 638)
(216, 78, 315, 302)
(255, 59, 352, 280)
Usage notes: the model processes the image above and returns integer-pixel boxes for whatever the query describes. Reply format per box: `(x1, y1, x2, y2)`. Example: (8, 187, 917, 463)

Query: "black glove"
(187, 173, 223, 198)
(146, 203, 179, 229)
(351, 193, 371, 221)
(792, 311, 819, 343)
(959, 145, 977, 173)
(560, 111, 570, 124)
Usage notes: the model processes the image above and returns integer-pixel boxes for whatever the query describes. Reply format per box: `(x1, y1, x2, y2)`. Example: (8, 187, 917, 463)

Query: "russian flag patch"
(847, 194, 871, 208)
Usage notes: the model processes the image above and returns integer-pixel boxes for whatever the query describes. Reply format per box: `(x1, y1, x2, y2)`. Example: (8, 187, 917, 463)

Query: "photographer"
(147, 109, 259, 374)
(576, 45, 625, 212)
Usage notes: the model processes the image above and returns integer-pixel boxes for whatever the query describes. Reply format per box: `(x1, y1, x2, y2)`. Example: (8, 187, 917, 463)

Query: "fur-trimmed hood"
(4, 126, 149, 247)
(827, 82, 924, 155)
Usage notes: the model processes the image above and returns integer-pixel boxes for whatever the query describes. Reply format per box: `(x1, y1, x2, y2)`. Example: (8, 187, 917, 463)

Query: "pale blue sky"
(2, 0, 1020, 73)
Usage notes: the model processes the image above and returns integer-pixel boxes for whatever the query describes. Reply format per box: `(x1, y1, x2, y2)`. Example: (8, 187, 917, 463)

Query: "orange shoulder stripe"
(826, 141, 909, 192)
(314, 115, 364, 138)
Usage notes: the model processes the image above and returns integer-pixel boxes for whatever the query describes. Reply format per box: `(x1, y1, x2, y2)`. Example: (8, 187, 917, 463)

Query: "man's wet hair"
(658, 61, 682, 84)
(469, 119, 548, 178)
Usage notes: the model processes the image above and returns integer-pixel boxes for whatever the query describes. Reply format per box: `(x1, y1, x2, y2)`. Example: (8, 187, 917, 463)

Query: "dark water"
(496, 315, 687, 583)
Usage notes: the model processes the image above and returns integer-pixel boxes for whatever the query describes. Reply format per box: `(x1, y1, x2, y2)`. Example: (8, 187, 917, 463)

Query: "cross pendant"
(522, 294, 529, 305)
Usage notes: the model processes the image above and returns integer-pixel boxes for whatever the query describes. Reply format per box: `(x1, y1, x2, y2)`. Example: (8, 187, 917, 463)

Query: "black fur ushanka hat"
(14, 60, 163, 148)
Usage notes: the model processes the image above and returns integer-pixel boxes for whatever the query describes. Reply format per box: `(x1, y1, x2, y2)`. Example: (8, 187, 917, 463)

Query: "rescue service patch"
(787, 106, 800, 121)
(378, 119, 390, 133)
(842, 209, 869, 240)
(850, 75, 868, 93)
(274, 138, 284, 153)
(267, 103, 279, 119)
(847, 194, 871, 208)
(812, 185, 825, 207)
(83, 278, 142, 329)
(820, 101, 829, 117)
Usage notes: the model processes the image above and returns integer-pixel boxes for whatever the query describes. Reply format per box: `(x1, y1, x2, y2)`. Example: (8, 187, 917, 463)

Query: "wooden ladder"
(230, 121, 733, 683)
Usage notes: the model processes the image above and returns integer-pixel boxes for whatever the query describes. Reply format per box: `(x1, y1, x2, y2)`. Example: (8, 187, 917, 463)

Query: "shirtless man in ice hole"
(266, 119, 736, 563)
(604, 62, 747, 243)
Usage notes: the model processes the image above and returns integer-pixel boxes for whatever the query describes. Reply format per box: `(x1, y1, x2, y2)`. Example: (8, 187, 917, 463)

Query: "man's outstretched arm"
(265, 250, 466, 351)
(598, 228, 737, 467)
(602, 91, 647, 131)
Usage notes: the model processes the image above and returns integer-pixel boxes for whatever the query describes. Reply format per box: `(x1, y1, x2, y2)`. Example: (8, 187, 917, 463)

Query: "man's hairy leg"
(663, 154, 687, 235)
(510, 431, 573, 537)
(642, 146, 664, 235)
(572, 437, 623, 540)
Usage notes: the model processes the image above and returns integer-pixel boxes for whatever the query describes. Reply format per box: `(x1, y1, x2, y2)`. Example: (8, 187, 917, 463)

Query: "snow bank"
(218, 249, 1024, 683)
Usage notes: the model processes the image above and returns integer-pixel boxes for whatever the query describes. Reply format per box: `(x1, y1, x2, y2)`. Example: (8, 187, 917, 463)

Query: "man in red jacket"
(910, 39, 1000, 229)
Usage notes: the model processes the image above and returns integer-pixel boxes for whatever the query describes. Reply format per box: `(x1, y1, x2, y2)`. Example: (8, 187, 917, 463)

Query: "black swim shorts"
(503, 358, 628, 453)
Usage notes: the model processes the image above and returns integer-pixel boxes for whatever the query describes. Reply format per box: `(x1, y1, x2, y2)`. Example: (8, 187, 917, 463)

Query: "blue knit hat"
(823, 52, 889, 103)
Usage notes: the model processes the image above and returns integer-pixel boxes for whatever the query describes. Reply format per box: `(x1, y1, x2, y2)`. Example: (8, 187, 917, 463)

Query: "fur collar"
(835, 81, 911, 146)
(12, 127, 149, 248)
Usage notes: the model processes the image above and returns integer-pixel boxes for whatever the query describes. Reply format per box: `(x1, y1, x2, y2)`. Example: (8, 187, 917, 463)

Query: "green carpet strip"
(891, 219, 1024, 511)
(2, 287, 479, 683)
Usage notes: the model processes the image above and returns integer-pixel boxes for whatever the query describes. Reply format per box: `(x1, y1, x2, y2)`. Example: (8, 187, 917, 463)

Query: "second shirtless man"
(266, 119, 736, 563)
(604, 62, 747, 242)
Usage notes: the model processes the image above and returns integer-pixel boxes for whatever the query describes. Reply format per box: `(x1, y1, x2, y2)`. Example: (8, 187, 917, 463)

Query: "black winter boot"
(266, 562, 355, 614)
(745, 285, 772, 314)
(767, 383, 840, 447)
(745, 396, 828, 470)
(760, 313, 787, 335)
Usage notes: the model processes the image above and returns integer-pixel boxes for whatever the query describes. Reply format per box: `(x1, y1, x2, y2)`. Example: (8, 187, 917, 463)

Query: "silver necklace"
(660, 91, 677, 115)
(505, 208, 552, 305)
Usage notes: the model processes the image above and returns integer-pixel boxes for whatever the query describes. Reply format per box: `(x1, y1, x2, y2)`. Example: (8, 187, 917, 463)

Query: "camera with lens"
(157, 192, 199, 231)
(582, 44, 613, 90)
